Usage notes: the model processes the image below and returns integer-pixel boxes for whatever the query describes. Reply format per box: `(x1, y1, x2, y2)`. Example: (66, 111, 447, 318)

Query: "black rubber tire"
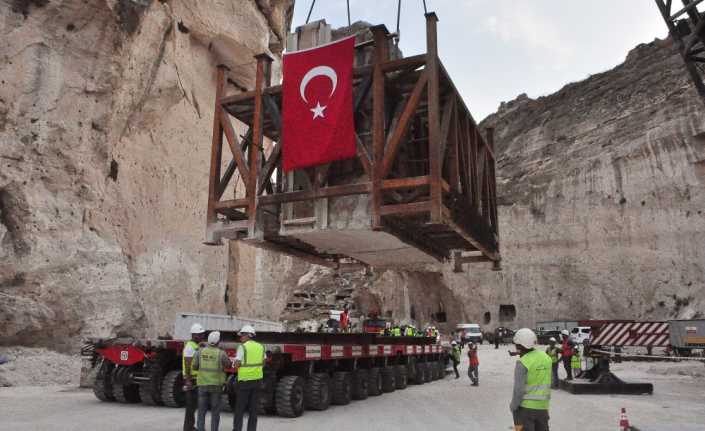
(160, 369, 185, 408)
(275, 375, 305, 418)
(436, 361, 446, 380)
(367, 368, 383, 396)
(381, 367, 396, 393)
(414, 362, 426, 385)
(406, 359, 417, 384)
(331, 371, 352, 405)
(428, 362, 438, 381)
(258, 374, 277, 415)
(138, 363, 164, 406)
(425, 362, 435, 382)
(113, 383, 141, 403)
(394, 365, 408, 389)
(304, 373, 331, 411)
(93, 361, 115, 402)
(351, 369, 369, 400)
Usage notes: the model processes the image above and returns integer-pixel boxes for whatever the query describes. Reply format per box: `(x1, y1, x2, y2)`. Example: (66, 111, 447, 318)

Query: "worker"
(192, 331, 230, 431)
(494, 327, 501, 349)
(545, 337, 561, 388)
(510, 328, 552, 431)
(392, 323, 402, 337)
(405, 324, 415, 337)
(183, 323, 205, 431)
(571, 344, 582, 378)
(560, 330, 574, 381)
(233, 325, 265, 431)
(467, 342, 479, 386)
(340, 307, 349, 333)
(450, 341, 461, 379)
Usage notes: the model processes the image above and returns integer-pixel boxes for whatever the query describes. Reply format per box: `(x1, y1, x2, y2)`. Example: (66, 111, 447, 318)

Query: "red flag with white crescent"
(282, 36, 356, 172)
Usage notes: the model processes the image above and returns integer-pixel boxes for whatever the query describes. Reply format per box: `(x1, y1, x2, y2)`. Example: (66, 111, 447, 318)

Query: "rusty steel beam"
(371, 25, 390, 229)
(207, 65, 228, 230)
(221, 114, 251, 184)
(426, 13, 442, 223)
(249, 54, 273, 230)
(257, 182, 370, 205)
(379, 200, 431, 216)
(382, 176, 430, 190)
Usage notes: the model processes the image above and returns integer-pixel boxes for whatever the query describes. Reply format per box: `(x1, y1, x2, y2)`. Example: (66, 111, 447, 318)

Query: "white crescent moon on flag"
(299, 65, 337, 104)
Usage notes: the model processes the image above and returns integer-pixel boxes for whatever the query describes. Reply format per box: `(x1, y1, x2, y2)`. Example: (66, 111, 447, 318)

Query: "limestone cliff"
(0, 0, 293, 350)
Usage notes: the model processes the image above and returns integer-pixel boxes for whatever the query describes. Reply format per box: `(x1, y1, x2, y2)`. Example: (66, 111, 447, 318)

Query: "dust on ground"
(0, 346, 81, 387)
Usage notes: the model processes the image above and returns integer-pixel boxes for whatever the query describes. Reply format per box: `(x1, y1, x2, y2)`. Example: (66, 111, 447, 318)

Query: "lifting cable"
(305, 0, 316, 24)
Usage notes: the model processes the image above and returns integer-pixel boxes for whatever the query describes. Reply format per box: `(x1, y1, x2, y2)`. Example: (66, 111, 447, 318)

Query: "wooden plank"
(380, 71, 428, 179)
(382, 176, 430, 190)
(380, 200, 431, 216)
(221, 114, 251, 185)
(207, 66, 227, 227)
(426, 13, 442, 223)
(257, 182, 370, 205)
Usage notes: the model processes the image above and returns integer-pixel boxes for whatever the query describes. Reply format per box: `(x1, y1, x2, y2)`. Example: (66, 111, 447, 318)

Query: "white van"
(570, 326, 592, 344)
(456, 323, 483, 344)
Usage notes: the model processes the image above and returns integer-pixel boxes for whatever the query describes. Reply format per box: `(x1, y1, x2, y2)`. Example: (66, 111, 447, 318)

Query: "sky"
(291, 0, 668, 121)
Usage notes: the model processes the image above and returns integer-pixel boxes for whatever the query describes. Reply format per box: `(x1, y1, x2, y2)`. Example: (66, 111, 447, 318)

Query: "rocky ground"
(2, 345, 704, 430)
(0, 346, 81, 387)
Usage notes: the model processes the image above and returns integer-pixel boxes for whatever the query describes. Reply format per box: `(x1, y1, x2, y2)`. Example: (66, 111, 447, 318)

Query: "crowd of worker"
(180, 320, 581, 431)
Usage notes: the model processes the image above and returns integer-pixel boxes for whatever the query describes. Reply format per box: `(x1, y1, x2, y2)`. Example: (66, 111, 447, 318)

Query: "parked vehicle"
(456, 323, 483, 344)
(570, 326, 592, 344)
(669, 319, 705, 356)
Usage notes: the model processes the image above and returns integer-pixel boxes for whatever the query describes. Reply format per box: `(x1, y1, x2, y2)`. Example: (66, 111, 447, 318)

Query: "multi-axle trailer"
(85, 331, 450, 417)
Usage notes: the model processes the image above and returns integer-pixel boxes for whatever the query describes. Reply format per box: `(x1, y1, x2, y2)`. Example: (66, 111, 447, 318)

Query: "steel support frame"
(206, 13, 500, 264)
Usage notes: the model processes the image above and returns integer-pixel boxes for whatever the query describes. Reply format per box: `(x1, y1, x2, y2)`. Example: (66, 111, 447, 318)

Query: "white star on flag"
(310, 102, 327, 119)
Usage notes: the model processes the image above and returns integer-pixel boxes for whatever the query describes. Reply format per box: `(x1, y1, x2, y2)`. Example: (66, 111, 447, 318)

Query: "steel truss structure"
(205, 13, 500, 270)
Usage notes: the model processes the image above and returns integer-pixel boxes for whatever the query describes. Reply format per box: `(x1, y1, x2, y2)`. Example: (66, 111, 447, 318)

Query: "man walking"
(192, 331, 231, 431)
(560, 330, 574, 381)
(545, 337, 561, 388)
(233, 325, 265, 431)
(183, 323, 205, 431)
(467, 342, 479, 386)
(450, 341, 461, 379)
(510, 328, 552, 431)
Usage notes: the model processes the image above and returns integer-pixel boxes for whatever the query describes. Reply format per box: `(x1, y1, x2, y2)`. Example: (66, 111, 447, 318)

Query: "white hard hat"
(561, 330, 569, 336)
(513, 328, 537, 349)
(208, 331, 221, 345)
(190, 323, 205, 334)
(239, 324, 256, 336)
(549, 337, 557, 342)
(451, 341, 457, 345)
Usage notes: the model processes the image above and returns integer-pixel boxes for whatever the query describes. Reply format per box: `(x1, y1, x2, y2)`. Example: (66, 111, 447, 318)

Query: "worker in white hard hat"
(560, 329, 575, 381)
(183, 323, 205, 431)
(450, 341, 461, 378)
(510, 328, 552, 431)
(233, 325, 265, 431)
(192, 331, 231, 431)
(545, 337, 561, 388)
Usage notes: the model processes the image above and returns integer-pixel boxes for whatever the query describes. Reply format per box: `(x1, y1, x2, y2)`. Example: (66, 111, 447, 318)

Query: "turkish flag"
(282, 36, 356, 172)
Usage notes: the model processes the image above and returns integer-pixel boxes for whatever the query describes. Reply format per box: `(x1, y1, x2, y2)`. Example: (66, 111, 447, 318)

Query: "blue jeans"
(197, 388, 222, 431)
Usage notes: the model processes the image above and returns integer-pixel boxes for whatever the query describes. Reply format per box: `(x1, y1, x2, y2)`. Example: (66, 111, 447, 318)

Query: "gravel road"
(2, 344, 704, 430)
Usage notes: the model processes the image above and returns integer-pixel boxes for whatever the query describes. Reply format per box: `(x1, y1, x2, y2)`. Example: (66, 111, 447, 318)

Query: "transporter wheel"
(93, 361, 116, 402)
(351, 369, 369, 400)
(275, 375, 305, 418)
(436, 361, 446, 379)
(113, 383, 141, 403)
(414, 362, 426, 385)
(331, 371, 352, 405)
(381, 367, 396, 393)
(425, 362, 436, 381)
(429, 362, 439, 381)
(160, 369, 185, 407)
(394, 365, 408, 389)
(304, 372, 331, 411)
(258, 374, 277, 415)
(367, 367, 383, 396)
(138, 363, 164, 406)
(406, 358, 417, 383)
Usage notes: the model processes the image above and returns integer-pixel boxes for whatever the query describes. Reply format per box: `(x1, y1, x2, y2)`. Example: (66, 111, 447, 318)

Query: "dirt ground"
(1, 344, 704, 430)
(0, 346, 81, 387)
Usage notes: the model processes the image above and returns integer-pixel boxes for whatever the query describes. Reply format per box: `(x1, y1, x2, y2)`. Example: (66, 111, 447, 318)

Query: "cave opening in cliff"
(498, 304, 516, 322)
(483, 311, 491, 324)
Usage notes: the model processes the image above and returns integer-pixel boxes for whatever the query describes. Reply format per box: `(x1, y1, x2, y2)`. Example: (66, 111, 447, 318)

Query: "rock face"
(0, 0, 293, 351)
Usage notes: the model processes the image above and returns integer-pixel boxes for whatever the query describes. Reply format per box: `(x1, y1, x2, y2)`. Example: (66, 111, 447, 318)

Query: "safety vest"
(571, 352, 581, 370)
(451, 346, 461, 363)
(545, 346, 559, 364)
(405, 327, 414, 337)
(196, 346, 225, 386)
(392, 327, 401, 337)
(238, 340, 265, 382)
(519, 350, 552, 410)
(182, 340, 199, 377)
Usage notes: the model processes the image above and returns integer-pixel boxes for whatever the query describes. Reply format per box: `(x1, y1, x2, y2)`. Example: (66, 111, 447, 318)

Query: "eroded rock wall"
(0, 0, 293, 350)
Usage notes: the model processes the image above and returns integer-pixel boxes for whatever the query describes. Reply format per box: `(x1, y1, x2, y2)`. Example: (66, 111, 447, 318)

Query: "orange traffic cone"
(619, 407, 631, 430)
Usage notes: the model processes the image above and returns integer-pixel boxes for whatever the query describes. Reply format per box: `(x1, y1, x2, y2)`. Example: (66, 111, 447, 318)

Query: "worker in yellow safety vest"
(571, 345, 582, 378)
(183, 323, 205, 431)
(192, 331, 231, 431)
(510, 328, 552, 431)
(405, 325, 415, 337)
(545, 337, 561, 389)
(392, 324, 402, 337)
(233, 325, 265, 431)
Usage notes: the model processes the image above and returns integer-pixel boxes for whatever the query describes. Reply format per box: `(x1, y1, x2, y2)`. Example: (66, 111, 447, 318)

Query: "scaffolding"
(205, 13, 500, 271)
